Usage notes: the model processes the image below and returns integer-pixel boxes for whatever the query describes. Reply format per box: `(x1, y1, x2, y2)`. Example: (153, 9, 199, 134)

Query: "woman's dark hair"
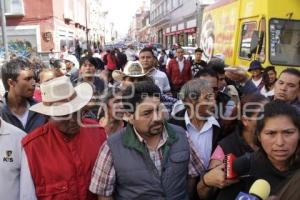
(223, 94, 268, 135)
(97, 87, 122, 120)
(262, 66, 277, 91)
(241, 93, 268, 118)
(79, 56, 98, 68)
(256, 101, 300, 165)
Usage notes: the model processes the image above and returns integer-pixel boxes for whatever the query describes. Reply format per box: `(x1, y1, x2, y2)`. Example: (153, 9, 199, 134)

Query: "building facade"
(149, 0, 217, 48)
(150, 0, 198, 48)
(138, 11, 151, 43)
(127, 1, 150, 43)
(1, 0, 103, 60)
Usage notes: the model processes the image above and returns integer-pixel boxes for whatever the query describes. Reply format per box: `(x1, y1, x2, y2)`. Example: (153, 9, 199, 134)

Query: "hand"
(225, 67, 249, 83)
(203, 164, 238, 189)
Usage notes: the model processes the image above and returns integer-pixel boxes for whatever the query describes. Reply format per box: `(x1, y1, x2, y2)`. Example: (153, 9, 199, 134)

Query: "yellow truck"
(200, 0, 300, 71)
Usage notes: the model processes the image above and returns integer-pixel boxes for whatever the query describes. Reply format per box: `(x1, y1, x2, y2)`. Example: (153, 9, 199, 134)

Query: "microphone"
(224, 153, 237, 179)
(232, 153, 251, 178)
(235, 179, 271, 200)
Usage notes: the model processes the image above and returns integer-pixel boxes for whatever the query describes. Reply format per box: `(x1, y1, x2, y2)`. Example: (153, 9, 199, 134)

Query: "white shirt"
(171, 100, 185, 117)
(13, 102, 30, 129)
(125, 49, 137, 61)
(0, 118, 37, 200)
(251, 77, 263, 88)
(93, 53, 102, 60)
(184, 112, 219, 169)
(177, 58, 185, 73)
(260, 86, 274, 97)
(149, 69, 171, 93)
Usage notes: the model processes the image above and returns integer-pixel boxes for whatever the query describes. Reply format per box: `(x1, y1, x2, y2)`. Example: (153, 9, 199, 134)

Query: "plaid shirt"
(89, 128, 204, 196)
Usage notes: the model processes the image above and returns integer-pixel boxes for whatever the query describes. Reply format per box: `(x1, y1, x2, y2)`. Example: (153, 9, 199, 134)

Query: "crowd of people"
(0, 44, 300, 200)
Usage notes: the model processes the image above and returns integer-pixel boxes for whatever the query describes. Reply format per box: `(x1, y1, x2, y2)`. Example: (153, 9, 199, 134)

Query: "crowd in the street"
(0, 43, 300, 200)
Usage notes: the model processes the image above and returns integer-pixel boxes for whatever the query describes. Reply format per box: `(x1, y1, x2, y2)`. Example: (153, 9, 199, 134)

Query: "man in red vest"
(22, 76, 107, 200)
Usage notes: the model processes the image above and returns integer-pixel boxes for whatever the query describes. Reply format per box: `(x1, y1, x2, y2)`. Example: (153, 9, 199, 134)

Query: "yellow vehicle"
(200, 0, 300, 71)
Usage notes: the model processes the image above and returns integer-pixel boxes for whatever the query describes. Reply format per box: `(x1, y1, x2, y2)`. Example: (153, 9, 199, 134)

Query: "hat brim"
(29, 82, 93, 117)
(112, 70, 148, 82)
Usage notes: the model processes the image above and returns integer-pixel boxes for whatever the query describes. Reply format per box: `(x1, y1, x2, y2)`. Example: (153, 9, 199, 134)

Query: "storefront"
(164, 27, 197, 47)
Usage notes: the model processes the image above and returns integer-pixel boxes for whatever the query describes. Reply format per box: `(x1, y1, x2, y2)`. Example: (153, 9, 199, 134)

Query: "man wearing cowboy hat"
(248, 60, 264, 90)
(64, 54, 80, 84)
(112, 61, 150, 89)
(112, 61, 177, 115)
(22, 76, 107, 199)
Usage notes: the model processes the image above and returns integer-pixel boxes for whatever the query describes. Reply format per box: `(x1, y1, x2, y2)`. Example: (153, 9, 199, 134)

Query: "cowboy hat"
(248, 60, 263, 72)
(64, 54, 79, 69)
(112, 61, 149, 82)
(30, 76, 93, 116)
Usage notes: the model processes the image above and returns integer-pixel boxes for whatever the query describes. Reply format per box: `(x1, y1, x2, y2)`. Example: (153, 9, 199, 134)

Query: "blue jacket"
(0, 93, 46, 133)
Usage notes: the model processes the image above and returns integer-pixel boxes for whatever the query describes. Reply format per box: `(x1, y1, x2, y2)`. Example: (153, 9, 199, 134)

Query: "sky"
(101, 0, 150, 38)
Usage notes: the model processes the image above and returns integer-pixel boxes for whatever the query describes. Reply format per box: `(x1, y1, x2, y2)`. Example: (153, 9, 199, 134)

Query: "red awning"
(164, 27, 196, 36)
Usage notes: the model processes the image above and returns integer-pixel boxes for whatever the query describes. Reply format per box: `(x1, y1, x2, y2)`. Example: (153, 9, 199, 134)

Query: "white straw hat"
(112, 61, 149, 82)
(30, 76, 93, 116)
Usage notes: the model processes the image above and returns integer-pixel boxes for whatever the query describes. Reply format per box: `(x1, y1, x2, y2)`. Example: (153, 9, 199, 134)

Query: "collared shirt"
(0, 93, 46, 133)
(185, 111, 220, 169)
(133, 127, 168, 175)
(89, 125, 204, 196)
(0, 118, 36, 200)
(148, 68, 171, 93)
(176, 58, 185, 73)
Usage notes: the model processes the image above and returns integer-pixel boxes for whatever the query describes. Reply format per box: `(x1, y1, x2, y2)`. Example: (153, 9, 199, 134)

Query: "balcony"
(4, 0, 25, 16)
(150, 13, 170, 27)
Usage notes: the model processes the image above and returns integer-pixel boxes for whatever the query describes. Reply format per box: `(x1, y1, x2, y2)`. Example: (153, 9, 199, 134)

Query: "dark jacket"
(168, 109, 223, 155)
(219, 126, 254, 156)
(216, 150, 300, 200)
(72, 76, 105, 95)
(0, 93, 46, 133)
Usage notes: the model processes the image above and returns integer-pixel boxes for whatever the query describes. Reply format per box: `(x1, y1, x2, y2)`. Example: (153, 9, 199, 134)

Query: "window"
(4, 0, 24, 15)
(269, 19, 300, 66)
(239, 22, 257, 59)
(173, 0, 178, 9)
(258, 18, 266, 62)
(167, 0, 171, 11)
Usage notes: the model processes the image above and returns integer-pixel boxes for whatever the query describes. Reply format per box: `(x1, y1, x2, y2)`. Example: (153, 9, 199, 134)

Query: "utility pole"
(85, 0, 90, 50)
(0, 0, 9, 60)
